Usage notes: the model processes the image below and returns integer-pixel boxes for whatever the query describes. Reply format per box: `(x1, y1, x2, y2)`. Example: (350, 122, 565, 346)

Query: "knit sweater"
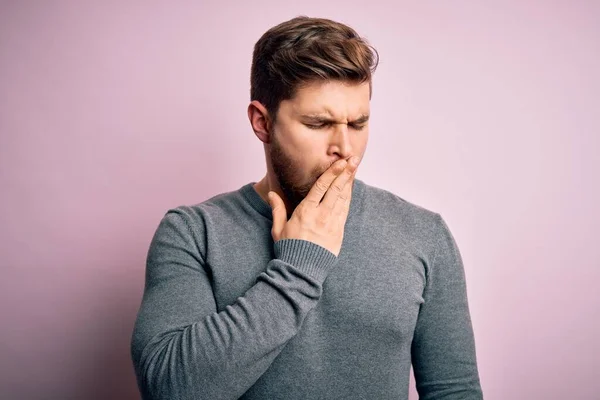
(130, 178, 483, 399)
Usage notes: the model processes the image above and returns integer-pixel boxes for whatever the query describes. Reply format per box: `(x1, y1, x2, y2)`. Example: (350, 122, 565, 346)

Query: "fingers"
(303, 159, 348, 206)
(332, 179, 353, 220)
(268, 191, 286, 241)
(320, 156, 359, 211)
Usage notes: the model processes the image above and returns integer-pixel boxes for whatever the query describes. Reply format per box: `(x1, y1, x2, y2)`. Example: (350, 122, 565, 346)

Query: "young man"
(131, 16, 484, 400)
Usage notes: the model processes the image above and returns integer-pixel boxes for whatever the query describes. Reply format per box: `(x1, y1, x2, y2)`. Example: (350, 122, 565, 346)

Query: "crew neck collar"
(241, 178, 365, 222)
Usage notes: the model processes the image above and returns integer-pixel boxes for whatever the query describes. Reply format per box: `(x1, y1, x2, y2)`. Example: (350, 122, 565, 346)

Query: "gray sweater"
(131, 178, 483, 399)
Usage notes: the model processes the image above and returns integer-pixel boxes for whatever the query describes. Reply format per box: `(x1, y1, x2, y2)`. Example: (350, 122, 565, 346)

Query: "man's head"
(248, 16, 378, 211)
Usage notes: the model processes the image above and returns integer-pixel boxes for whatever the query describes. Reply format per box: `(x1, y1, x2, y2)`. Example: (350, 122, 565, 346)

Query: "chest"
(321, 236, 426, 338)
(207, 223, 427, 339)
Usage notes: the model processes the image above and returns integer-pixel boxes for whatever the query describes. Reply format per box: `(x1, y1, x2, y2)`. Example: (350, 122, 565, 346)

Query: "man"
(131, 16, 484, 400)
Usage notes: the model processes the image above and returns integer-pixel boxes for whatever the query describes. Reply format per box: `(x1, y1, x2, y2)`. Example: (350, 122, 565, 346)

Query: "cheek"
(354, 131, 369, 153)
(290, 131, 328, 165)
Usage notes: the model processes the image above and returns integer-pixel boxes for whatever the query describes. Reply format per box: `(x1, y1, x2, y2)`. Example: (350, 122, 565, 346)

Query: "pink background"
(1, 1, 598, 399)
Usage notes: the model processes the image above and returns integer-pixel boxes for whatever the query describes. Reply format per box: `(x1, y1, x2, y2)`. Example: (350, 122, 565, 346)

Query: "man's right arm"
(131, 157, 359, 399)
(130, 208, 337, 400)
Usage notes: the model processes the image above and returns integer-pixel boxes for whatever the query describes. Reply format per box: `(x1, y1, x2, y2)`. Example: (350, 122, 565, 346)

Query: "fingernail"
(349, 156, 359, 166)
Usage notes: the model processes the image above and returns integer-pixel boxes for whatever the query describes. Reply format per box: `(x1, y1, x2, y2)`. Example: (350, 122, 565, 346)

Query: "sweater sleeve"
(130, 208, 337, 400)
(411, 214, 484, 399)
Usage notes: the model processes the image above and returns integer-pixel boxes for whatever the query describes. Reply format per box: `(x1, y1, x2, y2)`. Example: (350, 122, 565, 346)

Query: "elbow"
(131, 333, 219, 400)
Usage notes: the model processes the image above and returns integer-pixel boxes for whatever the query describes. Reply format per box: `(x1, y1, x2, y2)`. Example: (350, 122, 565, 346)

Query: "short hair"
(250, 16, 379, 122)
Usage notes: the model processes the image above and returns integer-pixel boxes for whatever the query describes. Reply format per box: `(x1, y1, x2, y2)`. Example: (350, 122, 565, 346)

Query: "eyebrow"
(300, 114, 370, 125)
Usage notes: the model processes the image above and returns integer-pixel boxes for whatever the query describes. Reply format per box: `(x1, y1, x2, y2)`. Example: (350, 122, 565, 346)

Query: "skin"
(247, 79, 370, 219)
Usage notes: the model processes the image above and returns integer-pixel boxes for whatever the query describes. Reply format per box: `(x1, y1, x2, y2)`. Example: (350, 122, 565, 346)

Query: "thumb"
(267, 191, 285, 241)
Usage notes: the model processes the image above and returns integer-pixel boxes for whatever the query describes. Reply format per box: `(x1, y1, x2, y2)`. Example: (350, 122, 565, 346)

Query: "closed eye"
(305, 122, 367, 130)
(306, 123, 329, 129)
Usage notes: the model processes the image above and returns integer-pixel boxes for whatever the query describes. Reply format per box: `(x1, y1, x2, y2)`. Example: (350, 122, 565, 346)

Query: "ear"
(247, 100, 272, 144)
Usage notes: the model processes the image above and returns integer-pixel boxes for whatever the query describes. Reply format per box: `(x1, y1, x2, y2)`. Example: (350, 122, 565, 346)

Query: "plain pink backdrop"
(1, 1, 598, 399)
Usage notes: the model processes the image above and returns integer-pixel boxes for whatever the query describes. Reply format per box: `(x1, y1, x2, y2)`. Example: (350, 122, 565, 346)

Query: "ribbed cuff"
(274, 239, 338, 282)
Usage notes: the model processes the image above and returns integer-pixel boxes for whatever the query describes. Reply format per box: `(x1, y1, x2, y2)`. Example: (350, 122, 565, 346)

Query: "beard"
(269, 132, 330, 213)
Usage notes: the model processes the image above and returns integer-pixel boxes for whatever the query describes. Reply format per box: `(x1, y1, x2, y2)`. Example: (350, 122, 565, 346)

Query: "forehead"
(282, 80, 370, 117)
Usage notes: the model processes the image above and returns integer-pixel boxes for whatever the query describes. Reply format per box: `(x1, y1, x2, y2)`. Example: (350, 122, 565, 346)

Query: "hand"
(267, 156, 360, 257)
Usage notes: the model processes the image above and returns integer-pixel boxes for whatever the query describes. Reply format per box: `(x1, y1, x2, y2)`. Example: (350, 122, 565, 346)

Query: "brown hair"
(250, 16, 379, 122)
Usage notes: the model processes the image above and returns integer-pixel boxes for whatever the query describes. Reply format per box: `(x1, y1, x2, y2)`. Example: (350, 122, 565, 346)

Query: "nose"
(329, 124, 352, 159)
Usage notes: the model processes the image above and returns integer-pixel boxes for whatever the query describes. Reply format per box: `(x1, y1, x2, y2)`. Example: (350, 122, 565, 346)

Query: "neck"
(254, 175, 295, 219)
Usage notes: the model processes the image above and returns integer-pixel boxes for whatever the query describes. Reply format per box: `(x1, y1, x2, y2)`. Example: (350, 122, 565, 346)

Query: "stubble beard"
(269, 132, 325, 213)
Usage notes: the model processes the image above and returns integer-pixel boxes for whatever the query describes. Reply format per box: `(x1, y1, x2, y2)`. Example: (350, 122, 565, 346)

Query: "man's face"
(268, 79, 370, 209)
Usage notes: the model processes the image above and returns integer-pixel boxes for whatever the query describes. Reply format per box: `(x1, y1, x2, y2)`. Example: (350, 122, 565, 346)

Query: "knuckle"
(297, 204, 310, 217)
(331, 183, 343, 194)
(315, 213, 329, 227)
(315, 180, 329, 192)
(316, 213, 328, 224)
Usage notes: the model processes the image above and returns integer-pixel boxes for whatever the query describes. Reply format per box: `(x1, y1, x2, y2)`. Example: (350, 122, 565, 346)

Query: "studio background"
(1, 1, 598, 399)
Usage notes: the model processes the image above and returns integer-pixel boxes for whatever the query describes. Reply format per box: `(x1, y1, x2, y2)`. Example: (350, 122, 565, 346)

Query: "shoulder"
(359, 181, 462, 276)
(162, 185, 246, 226)
(359, 179, 443, 231)
(151, 186, 249, 249)
(358, 180, 454, 260)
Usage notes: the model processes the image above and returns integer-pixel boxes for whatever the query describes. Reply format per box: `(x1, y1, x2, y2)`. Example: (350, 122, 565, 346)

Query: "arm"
(130, 207, 337, 400)
(411, 214, 484, 399)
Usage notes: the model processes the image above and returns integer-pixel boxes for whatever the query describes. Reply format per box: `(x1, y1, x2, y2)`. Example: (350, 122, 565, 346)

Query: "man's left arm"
(411, 213, 484, 399)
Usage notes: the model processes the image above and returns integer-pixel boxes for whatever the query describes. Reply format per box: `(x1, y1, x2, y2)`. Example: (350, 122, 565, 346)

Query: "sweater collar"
(241, 178, 365, 222)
